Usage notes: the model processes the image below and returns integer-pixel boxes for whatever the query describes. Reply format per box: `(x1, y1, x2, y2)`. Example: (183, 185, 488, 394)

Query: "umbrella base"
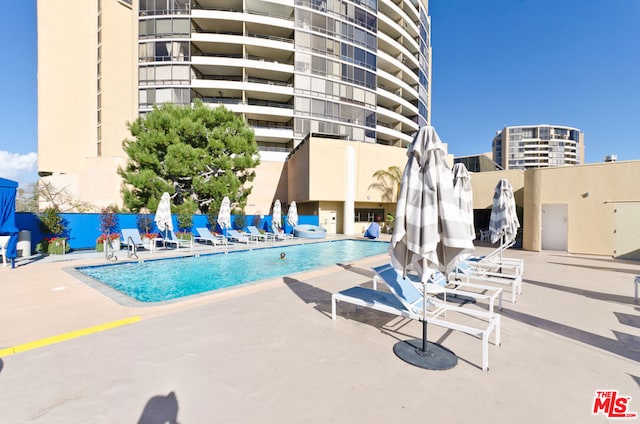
(393, 339, 457, 370)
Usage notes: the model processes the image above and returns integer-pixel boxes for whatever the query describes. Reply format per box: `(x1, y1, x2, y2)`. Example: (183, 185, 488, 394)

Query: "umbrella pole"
(393, 261, 457, 369)
(421, 320, 428, 353)
(500, 234, 504, 273)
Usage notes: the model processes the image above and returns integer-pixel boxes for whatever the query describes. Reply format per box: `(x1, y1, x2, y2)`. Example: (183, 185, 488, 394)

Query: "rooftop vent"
(604, 155, 617, 162)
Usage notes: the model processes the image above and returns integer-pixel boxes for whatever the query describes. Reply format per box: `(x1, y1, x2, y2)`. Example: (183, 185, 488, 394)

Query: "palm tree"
(368, 166, 402, 202)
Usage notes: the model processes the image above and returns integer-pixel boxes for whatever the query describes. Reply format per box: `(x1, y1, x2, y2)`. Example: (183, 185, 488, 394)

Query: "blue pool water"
(77, 240, 389, 303)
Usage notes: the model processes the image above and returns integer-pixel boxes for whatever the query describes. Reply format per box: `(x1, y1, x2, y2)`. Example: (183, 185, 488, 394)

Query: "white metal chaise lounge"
(332, 264, 501, 371)
(121, 229, 148, 250)
(159, 229, 193, 251)
(227, 229, 257, 244)
(195, 227, 228, 247)
(418, 270, 503, 313)
(247, 225, 273, 242)
(462, 240, 524, 277)
(0, 235, 10, 267)
(450, 260, 522, 303)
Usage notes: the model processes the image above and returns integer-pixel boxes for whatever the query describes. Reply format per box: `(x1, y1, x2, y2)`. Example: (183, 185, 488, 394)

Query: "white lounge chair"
(195, 227, 228, 247)
(159, 230, 193, 251)
(227, 229, 257, 244)
(419, 270, 503, 314)
(332, 264, 501, 371)
(0, 235, 10, 267)
(121, 229, 146, 250)
(269, 223, 293, 240)
(450, 260, 522, 303)
(464, 240, 524, 277)
(247, 226, 272, 242)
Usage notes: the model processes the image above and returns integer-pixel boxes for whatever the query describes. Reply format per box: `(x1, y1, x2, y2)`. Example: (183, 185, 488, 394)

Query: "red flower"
(96, 233, 120, 243)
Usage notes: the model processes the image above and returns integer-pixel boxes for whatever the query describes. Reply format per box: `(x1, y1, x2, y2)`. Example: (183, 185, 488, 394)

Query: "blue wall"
(15, 212, 319, 252)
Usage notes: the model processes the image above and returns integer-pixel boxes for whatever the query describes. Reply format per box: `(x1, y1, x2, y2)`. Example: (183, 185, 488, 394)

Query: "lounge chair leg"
(331, 297, 336, 320)
(482, 333, 488, 371)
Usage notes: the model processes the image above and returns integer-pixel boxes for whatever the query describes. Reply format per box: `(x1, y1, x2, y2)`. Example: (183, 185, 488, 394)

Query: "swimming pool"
(77, 239, 389, 303)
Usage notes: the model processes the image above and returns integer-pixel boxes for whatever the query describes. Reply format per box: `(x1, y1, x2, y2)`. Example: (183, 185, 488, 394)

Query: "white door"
(614, 203, 640, 259)
(320, 210, 337, 234)
(541, 204, 568, 251)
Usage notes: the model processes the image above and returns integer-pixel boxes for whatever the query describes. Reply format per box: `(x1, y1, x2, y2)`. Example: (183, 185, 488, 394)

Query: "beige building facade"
(283, 135, 640, 258)
(522, 160, 640, 258)
(37, 0, 137, 210)
(37, 0, 431, 211)
(466, 161, 640, 258)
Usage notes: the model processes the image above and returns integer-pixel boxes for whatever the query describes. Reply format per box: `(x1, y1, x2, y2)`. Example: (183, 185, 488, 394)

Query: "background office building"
(492, 125, 584, 170)
(37, 0, 431, 210)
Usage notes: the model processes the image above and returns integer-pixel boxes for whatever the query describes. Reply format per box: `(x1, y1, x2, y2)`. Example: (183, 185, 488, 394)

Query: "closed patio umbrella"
(287, 201, 298, 230)
(449, 162, 478, 304)
(389, 126, 474, 370)
(272, 199, 282, 230)
(489, 179, 520, 245)
(217, 196, 231, 234)
(452, 163, 476, 242)
(154, 192, 173, 239)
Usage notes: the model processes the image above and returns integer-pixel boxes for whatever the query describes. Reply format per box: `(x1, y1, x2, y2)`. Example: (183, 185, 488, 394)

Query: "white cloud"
(0, 151, 38, 185)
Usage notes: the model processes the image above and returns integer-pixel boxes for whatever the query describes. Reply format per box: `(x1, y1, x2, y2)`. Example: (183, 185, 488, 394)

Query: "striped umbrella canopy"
(154, 192, 173, 237)
(452, 163, 476, 242)
(489, 179, 520, 245)
(272, 199, 282, 229)
(390, 126, 474, 281)
(389, 125, 474, 369)
(287, 201, 298, 228)
(217, 196, 231, 230)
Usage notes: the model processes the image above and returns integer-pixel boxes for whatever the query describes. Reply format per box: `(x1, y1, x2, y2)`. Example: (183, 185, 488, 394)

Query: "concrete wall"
(523, 160, 640, 255)
(469, 170, 525, 210)
(37, 0, 136, 211)
(296, 137, 408, 202)
(285, 136, 408, 233)
(38, 0, 98, 175)
(245, 153, 288, 216)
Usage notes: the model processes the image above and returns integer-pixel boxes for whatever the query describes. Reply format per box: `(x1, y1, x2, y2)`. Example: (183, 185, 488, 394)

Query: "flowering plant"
(141, 233, 157, 240)
(96, 233, 120, 244)
(37, 236, 70, 254)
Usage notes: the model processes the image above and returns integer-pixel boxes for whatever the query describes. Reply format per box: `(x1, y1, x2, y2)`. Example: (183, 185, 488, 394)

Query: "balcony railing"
(192, 29, 294, 44)
(191, 4, 295, 21)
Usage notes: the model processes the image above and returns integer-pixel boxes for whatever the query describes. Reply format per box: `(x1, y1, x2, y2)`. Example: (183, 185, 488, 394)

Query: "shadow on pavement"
(137, 391, 179, 424)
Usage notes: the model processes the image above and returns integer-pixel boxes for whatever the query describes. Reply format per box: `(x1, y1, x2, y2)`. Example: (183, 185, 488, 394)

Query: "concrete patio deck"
(0, 236, 638, 423)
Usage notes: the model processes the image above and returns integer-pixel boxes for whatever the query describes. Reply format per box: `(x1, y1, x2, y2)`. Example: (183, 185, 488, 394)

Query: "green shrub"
(38, 206, 65, 236)
(37, 237, 70, 254)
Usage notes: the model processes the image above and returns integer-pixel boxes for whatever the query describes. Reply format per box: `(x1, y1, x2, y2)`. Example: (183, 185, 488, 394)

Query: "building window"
(355, 208, 384, 222)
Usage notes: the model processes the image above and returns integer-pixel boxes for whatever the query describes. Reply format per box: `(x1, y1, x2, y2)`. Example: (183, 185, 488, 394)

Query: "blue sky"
(0, 1, 638, 185)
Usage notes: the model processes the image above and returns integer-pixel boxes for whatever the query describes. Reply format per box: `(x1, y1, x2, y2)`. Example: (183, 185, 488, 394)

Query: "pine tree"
(119, 100, 260, 214)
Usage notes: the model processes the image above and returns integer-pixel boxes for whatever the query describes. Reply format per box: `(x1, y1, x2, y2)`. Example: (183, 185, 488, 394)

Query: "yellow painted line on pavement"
(0, 316, 141, 357)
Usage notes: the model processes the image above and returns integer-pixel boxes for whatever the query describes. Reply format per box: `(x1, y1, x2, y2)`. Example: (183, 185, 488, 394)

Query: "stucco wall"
(245, 157, 288, 215)
(303, 137, 407, 202)
(469, 170, 525, 209)
(38, 0, 98, 174)
(37, 0, 136, 210)
(523, 160, 640, 255)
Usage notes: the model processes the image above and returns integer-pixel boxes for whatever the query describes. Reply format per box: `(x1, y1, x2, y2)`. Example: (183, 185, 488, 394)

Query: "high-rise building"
(492, 125, 584, 170)
(37, 0, 431, 210)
